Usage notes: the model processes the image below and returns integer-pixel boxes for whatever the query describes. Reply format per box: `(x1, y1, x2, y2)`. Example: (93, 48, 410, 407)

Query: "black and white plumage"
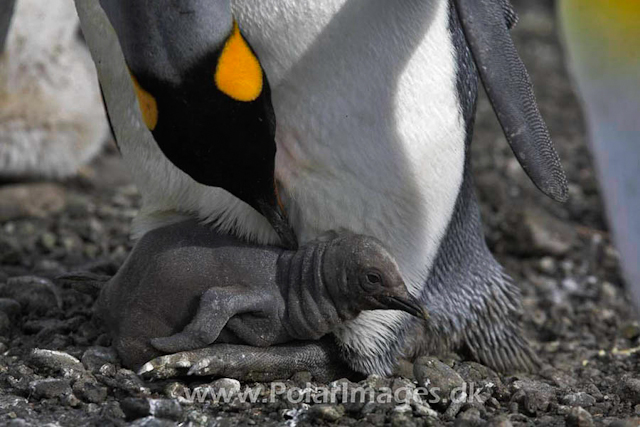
(76, 0, 568, 377)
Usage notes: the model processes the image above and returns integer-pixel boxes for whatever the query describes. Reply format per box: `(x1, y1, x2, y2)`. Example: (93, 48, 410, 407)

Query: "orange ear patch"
(215, 22, 263, 102)
(130, 72, 158, 131)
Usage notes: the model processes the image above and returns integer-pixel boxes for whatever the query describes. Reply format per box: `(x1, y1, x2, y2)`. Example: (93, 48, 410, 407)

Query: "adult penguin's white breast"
(235, 0, 465, 294)
(235, 0, 464, 366)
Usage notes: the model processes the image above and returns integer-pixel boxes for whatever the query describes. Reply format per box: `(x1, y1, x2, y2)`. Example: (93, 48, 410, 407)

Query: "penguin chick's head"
(324, 234, 428, 321)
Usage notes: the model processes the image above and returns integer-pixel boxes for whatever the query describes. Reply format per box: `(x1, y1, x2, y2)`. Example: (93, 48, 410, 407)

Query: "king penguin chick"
(558, 0, 640, 313)
(77, 0, 568, 378)
(0, 0, 108, 179)
(74, 0, 295, 247)
(95, 220, 426, 373)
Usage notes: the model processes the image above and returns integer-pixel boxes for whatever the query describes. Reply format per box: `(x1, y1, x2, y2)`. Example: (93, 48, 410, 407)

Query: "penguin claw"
(138, 347, 233, 380)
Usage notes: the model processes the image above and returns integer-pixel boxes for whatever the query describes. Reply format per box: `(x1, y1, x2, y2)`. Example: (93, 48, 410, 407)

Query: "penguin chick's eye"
(365, 272, 382, 286)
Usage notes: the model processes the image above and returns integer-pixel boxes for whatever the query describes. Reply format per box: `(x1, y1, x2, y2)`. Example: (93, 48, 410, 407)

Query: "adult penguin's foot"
(138, 338, 355, 383)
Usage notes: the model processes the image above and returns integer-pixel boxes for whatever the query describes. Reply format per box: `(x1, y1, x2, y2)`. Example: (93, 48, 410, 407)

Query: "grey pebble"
(307, 404, 345, 421)
(486, 416, 513, 427)
(121, 398, 182, 421)
(620, 377, 640, 405)
(72, 375, 108, 404)
(28, 349, 85, 378)
(562, 392, 596, 408)
(565, 406, 594, 427)
(509, 380, 556, 414)
(414, 356, 465, 409)
(29, 378, 72, 400)
(81, 346, 119, 373)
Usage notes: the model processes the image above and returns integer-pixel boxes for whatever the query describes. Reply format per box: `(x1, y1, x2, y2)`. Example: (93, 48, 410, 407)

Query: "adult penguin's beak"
(94, 0, 297, 248)
(0, 0, 16, 54)
(257, 196, 298, 249)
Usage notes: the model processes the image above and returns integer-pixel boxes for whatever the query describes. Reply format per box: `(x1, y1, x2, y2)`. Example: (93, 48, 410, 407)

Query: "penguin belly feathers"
(0, 0, 108, 179)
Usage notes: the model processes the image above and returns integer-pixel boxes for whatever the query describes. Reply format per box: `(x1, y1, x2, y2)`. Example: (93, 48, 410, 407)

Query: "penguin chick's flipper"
(0, 0, 16, 53)
(454, 0, 569, 202)
(97, 0, 296, 248)
(139, 338, 356, 383)
(149, 286, 281, 354)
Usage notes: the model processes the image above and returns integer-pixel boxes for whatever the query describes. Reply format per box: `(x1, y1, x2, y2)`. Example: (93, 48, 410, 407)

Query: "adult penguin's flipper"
(454, 0, 569, 203)
(0, 0, 16, 53)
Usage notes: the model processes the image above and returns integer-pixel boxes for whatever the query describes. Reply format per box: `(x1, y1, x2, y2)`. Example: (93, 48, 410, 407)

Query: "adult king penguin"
(0, 0, 108, 179)
(558, 0, 640, 313)
(77, 0, 568, 377)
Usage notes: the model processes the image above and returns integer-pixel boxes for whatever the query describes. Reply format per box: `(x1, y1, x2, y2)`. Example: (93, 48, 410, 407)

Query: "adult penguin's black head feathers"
(97, 0, 297, 247)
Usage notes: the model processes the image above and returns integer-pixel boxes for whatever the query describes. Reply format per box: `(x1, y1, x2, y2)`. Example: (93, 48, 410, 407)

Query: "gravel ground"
(1, 1, 639, 426)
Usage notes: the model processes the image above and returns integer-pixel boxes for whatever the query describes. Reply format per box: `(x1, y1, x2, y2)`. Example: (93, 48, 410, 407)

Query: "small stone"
(562, 392, 596, 408)
(63, 394, 82, 408)
(457, 407, 483, 424)
(30, 378, 72, 400)
(518, 206, 577, 256)
(149, 399, 182, 421)
(360, 401, 377, 415)
(444, 396, 466, 420)
(73, 375, 108, 404)
(210, 378, 241, 399)
(81, 346, 119, 373)
(390, 413, 415, 427)
(307, 404, 345, 422)
(566, 406, 594, 427)
(121, 398, 152, 421)
(0, 183, 66, 222)
(98, 363, 117, 377)
(509, 380, 556, 414)
(361, 375, 390, 390)
(28, 349, 85, 378)
(101, 401, 126, 420)
(121, 398, 182, 422)
(0, 277, 61, 314)
(393, 403, 412, 414)
(414, 356, 465, 409)
(619, 377, 640, 405)
(487, 416, 513, 427)
(413, 401, 438, 418)
(539, 257, 557, 274)
(39, 233, 57, 251)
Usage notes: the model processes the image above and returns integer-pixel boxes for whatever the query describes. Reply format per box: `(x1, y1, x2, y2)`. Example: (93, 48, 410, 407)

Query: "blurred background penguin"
(558, 0, 640, 312)
(0, 0, 108, 181)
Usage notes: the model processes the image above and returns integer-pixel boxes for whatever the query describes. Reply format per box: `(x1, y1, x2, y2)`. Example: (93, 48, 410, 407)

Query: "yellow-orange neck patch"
(129, 72, 158, 131)
(215, 21, 263, 102)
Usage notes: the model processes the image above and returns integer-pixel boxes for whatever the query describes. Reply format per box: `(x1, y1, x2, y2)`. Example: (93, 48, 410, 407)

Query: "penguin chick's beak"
(377, 295, 429, 320)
